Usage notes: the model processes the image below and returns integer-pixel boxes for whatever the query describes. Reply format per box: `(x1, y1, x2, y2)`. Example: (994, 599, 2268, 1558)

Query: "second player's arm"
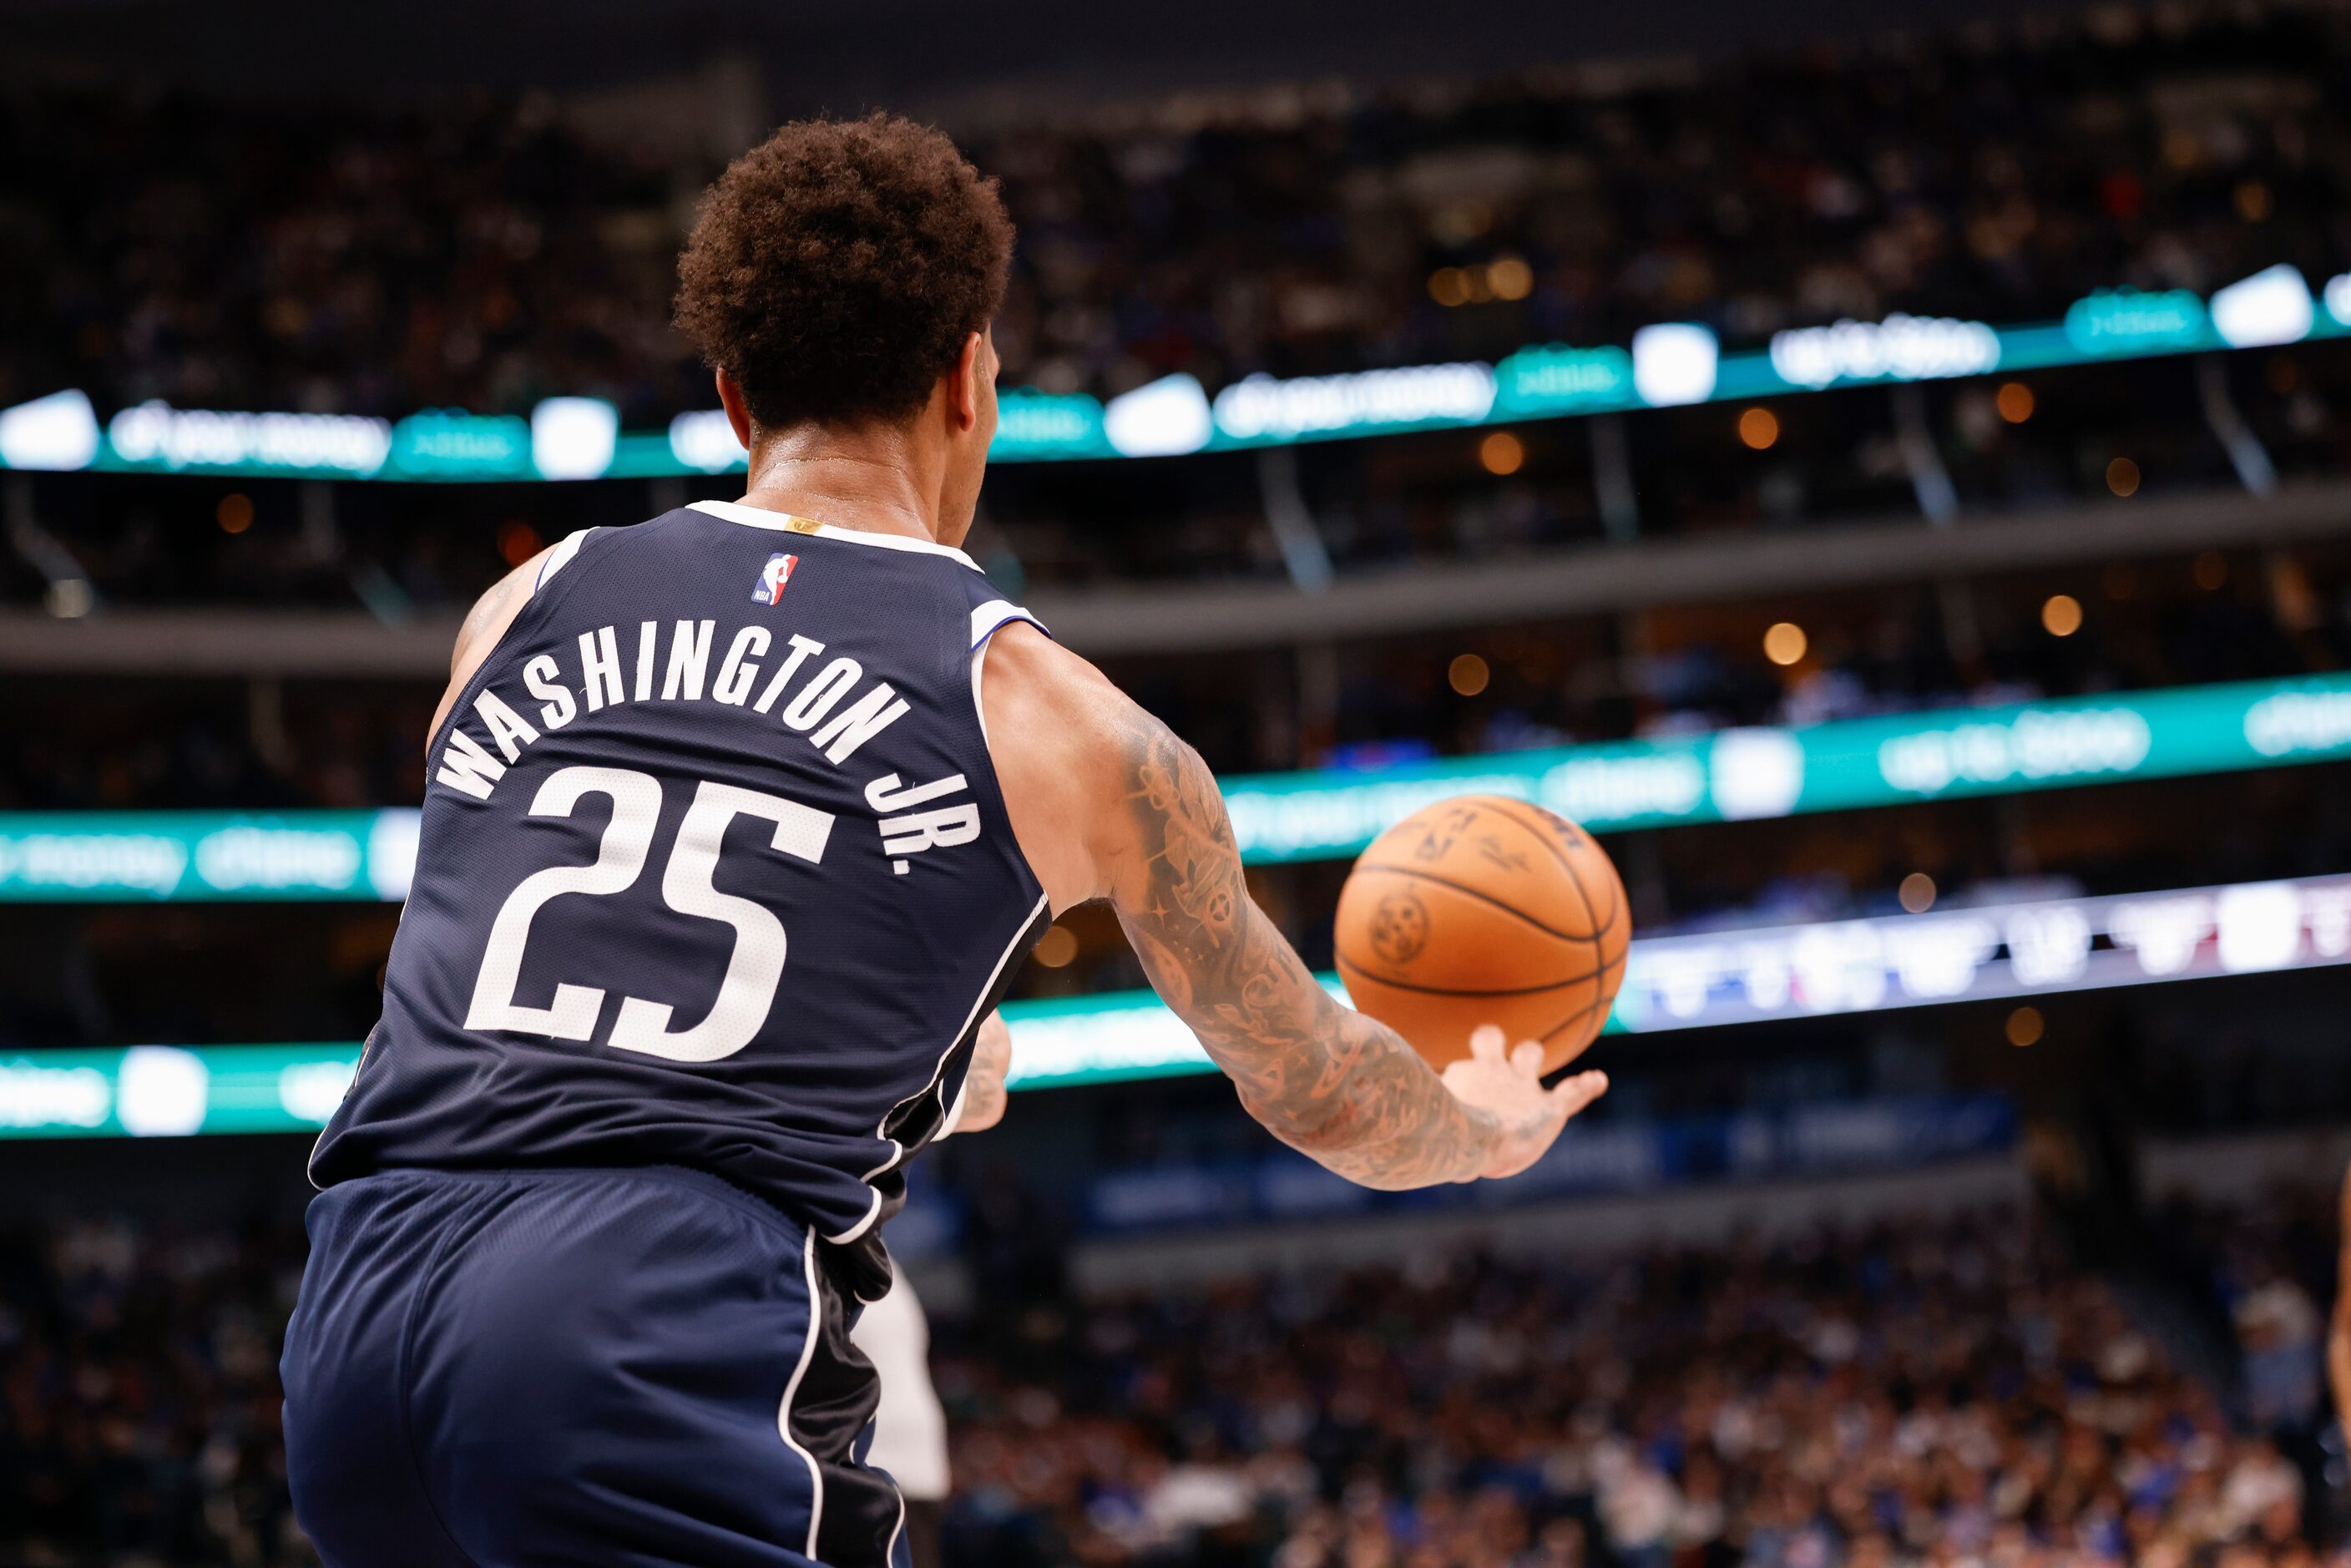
(983, 625, 1604, 1190)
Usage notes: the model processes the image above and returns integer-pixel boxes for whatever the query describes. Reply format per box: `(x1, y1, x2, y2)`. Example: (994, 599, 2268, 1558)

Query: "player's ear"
(715, 369, 755, 450)
(948, 331, 988, 432)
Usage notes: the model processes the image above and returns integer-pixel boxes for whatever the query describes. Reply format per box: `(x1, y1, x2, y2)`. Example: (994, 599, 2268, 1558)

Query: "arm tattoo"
(957, 1015, 1010, 1133)
(1112, 720, 1499, 1189)
(454, 570, 523, 671)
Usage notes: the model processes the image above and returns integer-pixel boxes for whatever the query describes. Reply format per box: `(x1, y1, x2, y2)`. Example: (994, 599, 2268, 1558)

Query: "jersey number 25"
(464, 764, 834, 1062)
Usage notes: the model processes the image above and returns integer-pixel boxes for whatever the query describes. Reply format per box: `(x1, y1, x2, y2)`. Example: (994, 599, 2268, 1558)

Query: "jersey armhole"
(535, 527, 598, 590)
(967, 599, 1048, 746)
(965, 600, 1059, 913)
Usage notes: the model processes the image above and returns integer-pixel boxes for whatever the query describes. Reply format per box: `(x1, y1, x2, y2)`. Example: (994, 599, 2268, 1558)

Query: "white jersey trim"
(534, 528, 597, 589)
(968, 601, 1054, 906)
(968, 599, 1044, 653)
(777, 1227, 827, 1559)
(826, 606, 1052, 1246)
(688, 498, 984, 572)
(936, 1074, 973, 1141)
(830, 889, 1049, 1247)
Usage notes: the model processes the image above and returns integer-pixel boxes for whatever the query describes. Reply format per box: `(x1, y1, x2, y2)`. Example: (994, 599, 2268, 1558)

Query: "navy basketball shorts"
(281, 1166, 905, 1568)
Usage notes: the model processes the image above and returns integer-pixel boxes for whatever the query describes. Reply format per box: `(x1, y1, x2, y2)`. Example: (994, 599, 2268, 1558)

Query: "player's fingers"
(1509, 1040, 1545, 1078)
(1548, 1070, 1609, 1117)
(1468, 1024, 1506, 1063)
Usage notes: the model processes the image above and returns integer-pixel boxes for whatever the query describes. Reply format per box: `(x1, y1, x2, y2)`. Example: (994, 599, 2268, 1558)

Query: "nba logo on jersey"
(751, 553, 798, 604)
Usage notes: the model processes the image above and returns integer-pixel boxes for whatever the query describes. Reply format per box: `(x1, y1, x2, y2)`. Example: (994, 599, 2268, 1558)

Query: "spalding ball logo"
(1368, 888, 1431, 966)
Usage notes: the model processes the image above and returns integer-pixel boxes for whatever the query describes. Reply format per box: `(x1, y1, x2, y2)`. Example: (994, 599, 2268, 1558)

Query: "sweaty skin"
(428, 328, 1606, 1188)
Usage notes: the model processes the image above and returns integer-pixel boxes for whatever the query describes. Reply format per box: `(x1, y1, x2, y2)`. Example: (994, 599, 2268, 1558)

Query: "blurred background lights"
(1763, 622, 1808, 666)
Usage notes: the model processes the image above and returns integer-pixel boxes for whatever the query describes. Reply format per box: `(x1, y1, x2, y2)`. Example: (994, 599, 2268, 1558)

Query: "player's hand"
(1439, 1025, 1607, 1181)
(953, 1012, 1014, 1134)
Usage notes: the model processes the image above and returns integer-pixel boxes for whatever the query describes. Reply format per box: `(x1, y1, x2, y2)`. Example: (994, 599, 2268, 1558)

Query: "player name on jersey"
(437, 617, 908, 802)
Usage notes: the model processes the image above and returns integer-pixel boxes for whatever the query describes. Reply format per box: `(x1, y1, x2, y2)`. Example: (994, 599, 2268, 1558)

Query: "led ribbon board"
(7, 276, 2348, 477)
(1221, 673, 2351, 861)
(1007, 870, 2351, 1088)
(4, 675, 2348, 901)
(3, 869, 2345, 1135)
(0, 811, 418, 901)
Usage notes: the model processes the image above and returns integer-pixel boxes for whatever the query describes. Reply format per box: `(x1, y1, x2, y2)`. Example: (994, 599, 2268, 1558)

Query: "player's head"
(675, 114, 1014, 544)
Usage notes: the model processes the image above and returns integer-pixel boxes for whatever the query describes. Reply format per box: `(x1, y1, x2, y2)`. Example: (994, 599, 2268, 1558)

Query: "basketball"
(1334, 795, 1629, 1075)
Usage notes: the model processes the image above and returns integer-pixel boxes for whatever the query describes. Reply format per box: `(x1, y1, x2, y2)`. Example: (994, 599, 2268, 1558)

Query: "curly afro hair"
(674, 114, 1014, 432)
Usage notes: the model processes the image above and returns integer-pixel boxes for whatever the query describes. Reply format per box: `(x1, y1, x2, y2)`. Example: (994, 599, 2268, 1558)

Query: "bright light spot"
(1449, 653, 1491, 696)
(2005, 1005, 2045, 1048)
(1898, 873, 1938, 913)
(45, 579, 94, 619)
(118, 1046, 210, 1137)
(2210, 264, 2314, 349)
(1102, 374, 1213, 458)
(668, 408, 746, 472)
(1034, 926, 1079, 969)
(1488, 257, 1534, 301)
(2041, 594, 2083, 637)
(2106, 458, 2141, 498)
(1737, 407, 1779, 449)
(0, 390, 102, 472)
(1428, 268, 1471, 307)
(1762, 622, 1807, 666)
(529, 396, 619, 481)
(216, 493, 254, 534)
(1996, 382, 2035, 422)
(1479, 432, 1524, 475)
(1631, 323, 1719, 407)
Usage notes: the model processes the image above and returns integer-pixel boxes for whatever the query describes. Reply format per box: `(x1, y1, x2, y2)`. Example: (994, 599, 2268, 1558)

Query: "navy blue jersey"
(311, 499, 1050, 1292)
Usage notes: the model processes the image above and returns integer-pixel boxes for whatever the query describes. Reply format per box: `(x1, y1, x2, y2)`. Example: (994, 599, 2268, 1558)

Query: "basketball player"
(281, 114, 1608, 1567)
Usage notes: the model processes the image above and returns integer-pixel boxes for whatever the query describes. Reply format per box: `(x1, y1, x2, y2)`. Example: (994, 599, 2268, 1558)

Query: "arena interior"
(8, 1, 2351, 1562)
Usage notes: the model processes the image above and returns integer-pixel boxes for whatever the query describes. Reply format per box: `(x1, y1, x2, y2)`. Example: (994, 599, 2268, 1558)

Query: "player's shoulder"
(979, 620, 1186, 908)
(980, 620, 1156, 764)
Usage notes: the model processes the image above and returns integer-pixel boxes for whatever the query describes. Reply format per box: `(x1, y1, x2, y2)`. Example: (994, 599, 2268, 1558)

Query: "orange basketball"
(1334, 794, 1629, 1075)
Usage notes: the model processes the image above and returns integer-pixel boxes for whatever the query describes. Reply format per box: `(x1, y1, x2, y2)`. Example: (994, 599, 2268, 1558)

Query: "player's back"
(310, 498, 1050, 1277)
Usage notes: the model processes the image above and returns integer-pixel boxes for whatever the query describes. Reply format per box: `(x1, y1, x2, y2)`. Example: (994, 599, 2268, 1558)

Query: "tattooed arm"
(947, 1013, 1013, 1136)
(980, 625, 1606, 1189)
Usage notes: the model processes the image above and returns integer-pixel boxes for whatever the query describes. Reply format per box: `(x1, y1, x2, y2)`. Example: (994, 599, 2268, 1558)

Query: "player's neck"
(737, 424, 948, 547)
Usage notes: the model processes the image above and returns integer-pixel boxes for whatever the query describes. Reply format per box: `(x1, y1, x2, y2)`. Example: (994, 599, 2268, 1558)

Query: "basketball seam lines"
(1536, 947, 1631, 1044)
(1482, 797, 1619, 938)
(1336, 954, 1614, 998)
(1350, 861, 1605, 944)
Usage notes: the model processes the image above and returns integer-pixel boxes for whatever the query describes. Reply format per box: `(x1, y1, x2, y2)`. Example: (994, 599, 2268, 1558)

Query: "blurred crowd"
(12, 0, 2351, 622)
(938, 1207, 2333, 1568)
(0, 1194, 2338, 1567)
(0, 1218, 308, 1565)
(8, 2, 2351, 418)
